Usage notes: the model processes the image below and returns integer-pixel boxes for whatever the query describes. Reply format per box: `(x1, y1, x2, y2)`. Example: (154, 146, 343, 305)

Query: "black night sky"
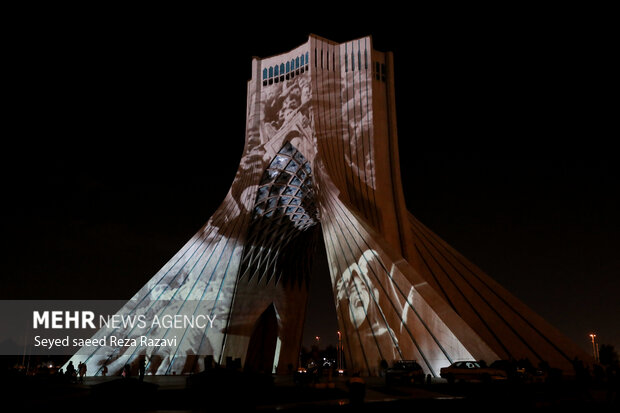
(2, 10, 618, 356)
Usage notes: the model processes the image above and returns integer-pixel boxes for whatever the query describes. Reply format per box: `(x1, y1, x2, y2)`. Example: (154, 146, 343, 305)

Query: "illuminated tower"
(65, 34, 589, 376)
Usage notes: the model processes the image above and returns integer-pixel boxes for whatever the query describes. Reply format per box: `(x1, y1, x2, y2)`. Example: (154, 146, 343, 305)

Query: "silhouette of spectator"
(204, 355, 215, 370)
(138, 357, 146, 382)
(66, 361, 75, 375)
(122, 364, 130, 378)
(78, 361, 87, 382)
(101, 364, 108, 377)
(379, 359, 388, 377)
(66, 361, 76, 383)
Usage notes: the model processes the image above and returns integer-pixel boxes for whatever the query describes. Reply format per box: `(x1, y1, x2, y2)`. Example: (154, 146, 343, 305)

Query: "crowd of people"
(57, 360, 87, 383)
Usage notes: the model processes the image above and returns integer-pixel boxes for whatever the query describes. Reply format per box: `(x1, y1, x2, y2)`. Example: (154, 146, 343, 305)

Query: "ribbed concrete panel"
(318, 177, 494, 376)
(406, 214, 589, 372)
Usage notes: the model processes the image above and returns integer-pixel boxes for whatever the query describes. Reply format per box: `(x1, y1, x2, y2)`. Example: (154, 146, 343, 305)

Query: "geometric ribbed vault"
(253, 141, 317, 229)
(239, 141, 318, 287)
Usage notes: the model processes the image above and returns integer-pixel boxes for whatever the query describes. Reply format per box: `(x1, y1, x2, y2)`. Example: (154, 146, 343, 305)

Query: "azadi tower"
(66, 34, 589, 377)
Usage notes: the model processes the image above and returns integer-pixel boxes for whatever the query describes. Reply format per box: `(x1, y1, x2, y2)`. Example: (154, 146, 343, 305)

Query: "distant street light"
(589, 333, 599, 363)
(315, 336, 320, 346)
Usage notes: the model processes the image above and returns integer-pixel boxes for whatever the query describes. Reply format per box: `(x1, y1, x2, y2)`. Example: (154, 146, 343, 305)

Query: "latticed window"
(252, 141, 316, 231)
(240, 141, 318, 286)
(262, 52, 309, 87)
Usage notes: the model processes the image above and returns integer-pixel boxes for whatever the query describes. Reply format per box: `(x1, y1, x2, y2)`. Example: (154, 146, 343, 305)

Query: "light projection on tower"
(64, 34, 591, 377)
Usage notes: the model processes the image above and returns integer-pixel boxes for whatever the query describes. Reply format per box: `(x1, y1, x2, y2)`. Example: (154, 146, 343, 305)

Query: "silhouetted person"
(66, 361, 76, 383)
(66, 361, 74, 375)
(347, 372, 366, 406)
(204, 355, 214, 370)
(138, 357, 146, 382)
(379, 359, 388, 377)
(122, 364, 130, 378)
(78, 361, 87, 382)
(101, 364, 108, 377)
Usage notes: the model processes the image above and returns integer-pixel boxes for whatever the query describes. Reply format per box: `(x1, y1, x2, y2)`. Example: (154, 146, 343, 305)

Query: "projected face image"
(331, 247, 405, 366)
(337, 270, 368, 327)
(278, 91, 300, 124)
(263, 75, 311, 133)
(336, 249, 380, 327)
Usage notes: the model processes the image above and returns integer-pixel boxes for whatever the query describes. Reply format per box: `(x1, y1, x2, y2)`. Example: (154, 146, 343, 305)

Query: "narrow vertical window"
(274, 65, 279, 83)
(269, 66, 274, 84)
(300, 54, 305, 73)
(280, 63, 285, 81)
(305, 52, 309, 69)
(358, 50, 361, 71)
(320, 49, 323, 69)
(263, 68, 268, 86)
(351, 51, 355, 71)
(364, 49, 368, 70)
(296, 57, 300, 69)
(291, 59, 295, 78)
(345, 53, 348, 73)
(314, 49, 317, 68)
(286, 61, 290, 79)
(326, 51, 329, 70)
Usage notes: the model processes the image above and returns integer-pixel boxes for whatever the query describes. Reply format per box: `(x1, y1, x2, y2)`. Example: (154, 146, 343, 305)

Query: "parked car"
(489, 359, 532, 382)
(440, 361, 508, 384)
(385, 360, 425, 385)
(293, 367, 312, 385)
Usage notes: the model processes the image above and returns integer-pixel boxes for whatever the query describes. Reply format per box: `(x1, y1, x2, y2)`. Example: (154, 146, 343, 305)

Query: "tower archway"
(244, 304, 278, 373)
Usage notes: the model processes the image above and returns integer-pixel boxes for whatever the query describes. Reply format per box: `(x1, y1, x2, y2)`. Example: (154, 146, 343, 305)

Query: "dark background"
(2, 9, 618, 355)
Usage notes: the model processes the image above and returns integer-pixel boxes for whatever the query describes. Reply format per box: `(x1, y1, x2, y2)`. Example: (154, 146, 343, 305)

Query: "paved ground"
(3, 372, 617, 411)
